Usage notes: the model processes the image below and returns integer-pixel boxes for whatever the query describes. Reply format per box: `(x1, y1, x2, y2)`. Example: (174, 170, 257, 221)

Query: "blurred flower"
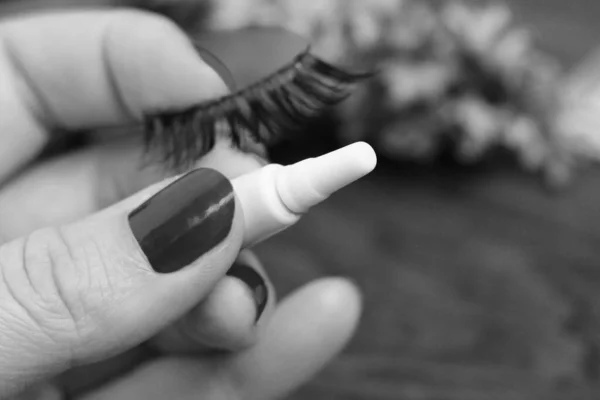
(454, 96, 501, 162)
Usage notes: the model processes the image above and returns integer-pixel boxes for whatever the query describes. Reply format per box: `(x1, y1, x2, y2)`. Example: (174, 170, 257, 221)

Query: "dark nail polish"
(193, 45, 238, 91)
(227, 263, 268, 323)
(129, 169, 235, 274)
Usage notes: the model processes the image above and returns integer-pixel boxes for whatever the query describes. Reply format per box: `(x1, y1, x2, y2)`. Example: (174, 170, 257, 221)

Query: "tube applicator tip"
(313, 141, 377, 196)
(232, 142, 378, 247)
(276, 142, 378, 214)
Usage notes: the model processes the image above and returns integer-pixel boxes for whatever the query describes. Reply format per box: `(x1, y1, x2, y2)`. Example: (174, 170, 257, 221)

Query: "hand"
(0, 8, 362, 400)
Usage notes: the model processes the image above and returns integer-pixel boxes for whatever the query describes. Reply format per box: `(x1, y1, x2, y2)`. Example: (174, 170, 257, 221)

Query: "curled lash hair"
(143, 49, 372, 171)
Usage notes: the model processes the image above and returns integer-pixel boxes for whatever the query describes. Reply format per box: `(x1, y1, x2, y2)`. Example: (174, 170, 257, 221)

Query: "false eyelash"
(142, 49, 373, 171)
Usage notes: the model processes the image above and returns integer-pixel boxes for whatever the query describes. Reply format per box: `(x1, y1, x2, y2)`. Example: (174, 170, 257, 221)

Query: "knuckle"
(0, 232, 75, 350)
(25, 228, 89, 324)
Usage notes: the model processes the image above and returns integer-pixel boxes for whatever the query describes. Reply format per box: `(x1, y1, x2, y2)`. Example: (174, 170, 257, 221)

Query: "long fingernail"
(129, 169, 235, 274)
(194, 45, 237, 91)
(226, 263, 268, 323)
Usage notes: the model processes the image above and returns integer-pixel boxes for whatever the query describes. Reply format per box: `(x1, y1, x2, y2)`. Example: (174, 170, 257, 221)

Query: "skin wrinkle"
(87, 235, 119, 307)
(19, 227, 36, 296)
(51, 226, 81, 335)
(0, 237, 68, 360)
(65, 231, 130, 362)
(57, 220, 148, 332)
(81, 225, 152, 323)
(0, 242, 42, 334)
(22, 230, 81, 356)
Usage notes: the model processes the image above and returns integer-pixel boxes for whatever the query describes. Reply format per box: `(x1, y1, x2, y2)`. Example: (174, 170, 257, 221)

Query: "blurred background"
(3, 0, 600, 399)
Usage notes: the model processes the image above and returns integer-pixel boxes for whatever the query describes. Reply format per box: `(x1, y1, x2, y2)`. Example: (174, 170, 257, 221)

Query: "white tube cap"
(276, 141, 377, 214)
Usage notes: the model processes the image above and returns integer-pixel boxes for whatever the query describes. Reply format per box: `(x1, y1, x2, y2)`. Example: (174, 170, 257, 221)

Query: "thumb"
(0, 168, 242, 397)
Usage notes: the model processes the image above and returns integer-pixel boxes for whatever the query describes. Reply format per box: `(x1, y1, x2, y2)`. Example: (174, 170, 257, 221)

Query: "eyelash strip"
(142, 49, 372, 171)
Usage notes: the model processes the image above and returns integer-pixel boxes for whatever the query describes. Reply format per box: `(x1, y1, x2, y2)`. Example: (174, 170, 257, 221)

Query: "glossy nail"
(226, 262, 268, 323)
(129, 169, 235, 274)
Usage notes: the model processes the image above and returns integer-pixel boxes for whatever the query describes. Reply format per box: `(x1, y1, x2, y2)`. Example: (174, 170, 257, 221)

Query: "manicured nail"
(226, 262, 268, 323)
(129, 169, 235, 274)
(193, 45, 237, 91)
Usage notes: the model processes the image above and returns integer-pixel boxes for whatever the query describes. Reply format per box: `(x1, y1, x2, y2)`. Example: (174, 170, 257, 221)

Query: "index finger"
(0, 8, 226, 182)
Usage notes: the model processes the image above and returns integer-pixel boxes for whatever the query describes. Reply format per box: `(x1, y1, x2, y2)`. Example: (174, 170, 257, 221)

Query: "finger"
(151, 250, 275, 353)
(0, 8, 226, 182)
(57, 346, 156, 398)
(57, 252, 273, 398)
(232, 278, 362, 400)
(76, 278, 362, 400)
(0, 167, 244, 398)
(0, 134, 267, 240)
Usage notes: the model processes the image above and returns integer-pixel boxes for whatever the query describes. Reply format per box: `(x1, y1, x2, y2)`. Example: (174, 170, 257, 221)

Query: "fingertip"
(294, 277, 363, 355)
(150, 252, 274, 354)
(183, 276, 259, 351)
(176, 255, 273, 352)
(146, 276, 258, 354)
(311, 277, 363, 335)
(230, 277, 363, 400)
(104, 9, 228, 119)
(313, 277, 363, 311)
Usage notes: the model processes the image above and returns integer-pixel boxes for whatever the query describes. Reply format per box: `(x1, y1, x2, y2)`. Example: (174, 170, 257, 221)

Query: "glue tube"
(232, 142, 377, 247)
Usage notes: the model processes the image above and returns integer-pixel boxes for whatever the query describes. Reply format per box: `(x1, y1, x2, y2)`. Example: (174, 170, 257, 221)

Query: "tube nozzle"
(233, 142, 377, 247)
(276, 142, 377, 214)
